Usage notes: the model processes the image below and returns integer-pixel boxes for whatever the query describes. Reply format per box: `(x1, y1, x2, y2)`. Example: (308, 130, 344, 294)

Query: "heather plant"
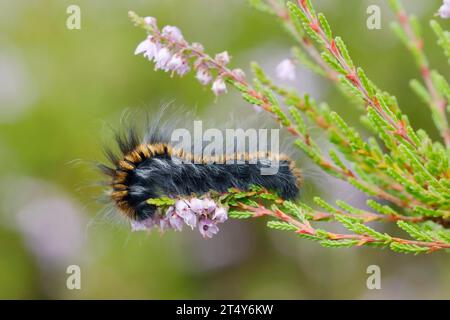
(127, 0, 450, 254)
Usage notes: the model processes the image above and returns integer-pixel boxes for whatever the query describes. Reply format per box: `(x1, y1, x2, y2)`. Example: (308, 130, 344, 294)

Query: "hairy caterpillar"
(99, 122, 302, 221)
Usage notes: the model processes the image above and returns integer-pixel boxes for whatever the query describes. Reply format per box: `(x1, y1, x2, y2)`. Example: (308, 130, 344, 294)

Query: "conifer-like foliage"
(129, 0, 450, 254)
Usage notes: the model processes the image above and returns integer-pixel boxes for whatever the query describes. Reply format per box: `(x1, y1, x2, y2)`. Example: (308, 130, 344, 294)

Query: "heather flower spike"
(130, 12, 237, 97)
(130, 197, 228, 238)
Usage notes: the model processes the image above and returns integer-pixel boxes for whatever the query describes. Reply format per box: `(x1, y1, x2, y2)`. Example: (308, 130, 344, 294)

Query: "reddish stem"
(396, 11, 450, 147)
(237, 200, 450, 253)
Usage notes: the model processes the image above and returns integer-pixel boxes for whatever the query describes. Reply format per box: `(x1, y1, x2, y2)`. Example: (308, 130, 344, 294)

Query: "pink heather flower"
(176, 200, 197, 229)
(130, 215, 159, 231)
(182, 211, 197, 229)
(212, 78, 227, 96)
(276, 59, 296, 81)
(142, 216, 157, 229)
(189, 198, 204, 214)
(438, 0, 450, 18)
(128, 197, 227, 236)
(212, 207, 228, 223)
(144, 16, 157, 28)
(166, 207, 184, 231)
(135, 37, 158, 61)
(192, 42, 204, 52)
(169, 214, 184, 231)
(154, 47, 172, 71)
(148, 43, 160, 61)
(167, 53, 184, 71)
(175, 199, 190, 215)
(193, 57, 204, 70)
(135, 39, 150, 55)
(215, 51, 230, 65)
(196, 68, 213, 85)
(198, 218, 219, 239)
(202, 198, 216, 214)
(232, 68, 246, 81)
(145, 43, 159, 61)
(159, 216, 171, 232)
(130, 219, 148, 232)
(162, 25, 184, 42)
(175, 60, 191, 77)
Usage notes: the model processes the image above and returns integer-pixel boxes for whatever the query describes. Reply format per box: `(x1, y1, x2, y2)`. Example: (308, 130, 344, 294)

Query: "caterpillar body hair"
(99, 122, 302, 221)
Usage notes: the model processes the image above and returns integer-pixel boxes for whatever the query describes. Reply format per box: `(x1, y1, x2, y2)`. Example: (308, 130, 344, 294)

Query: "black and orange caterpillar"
(99, 125, 302, 221)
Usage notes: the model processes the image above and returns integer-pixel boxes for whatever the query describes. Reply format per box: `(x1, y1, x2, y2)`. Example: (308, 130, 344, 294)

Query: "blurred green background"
(0, 0, 449, 299)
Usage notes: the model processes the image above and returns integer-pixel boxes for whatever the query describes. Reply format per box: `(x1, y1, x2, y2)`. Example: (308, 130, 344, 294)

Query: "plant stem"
(237, 201, 450, 252)
(394, 9, 450, 147)
(297, 0, 418, 147)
